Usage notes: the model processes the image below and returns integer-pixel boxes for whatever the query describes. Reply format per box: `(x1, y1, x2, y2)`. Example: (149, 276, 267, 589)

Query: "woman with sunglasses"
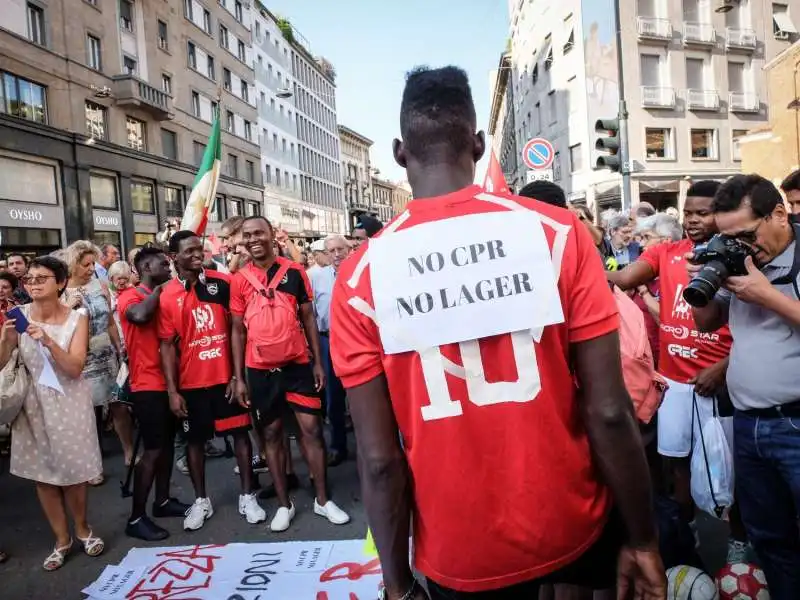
(0, 256, 104, 571)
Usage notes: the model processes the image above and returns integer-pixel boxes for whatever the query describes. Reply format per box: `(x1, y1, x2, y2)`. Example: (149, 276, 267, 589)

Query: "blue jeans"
(734, 410, 800, 600)
(319, 334, 347, 455)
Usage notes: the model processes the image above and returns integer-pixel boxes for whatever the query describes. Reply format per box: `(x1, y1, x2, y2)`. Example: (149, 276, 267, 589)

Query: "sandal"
(77, 531, 104, 557)
(88, 474, 105, 486)
(43, 540, 72, 571)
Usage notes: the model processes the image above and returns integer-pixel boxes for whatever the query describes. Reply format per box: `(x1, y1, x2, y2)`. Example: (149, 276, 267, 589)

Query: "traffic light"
(594, 118, 621, 172)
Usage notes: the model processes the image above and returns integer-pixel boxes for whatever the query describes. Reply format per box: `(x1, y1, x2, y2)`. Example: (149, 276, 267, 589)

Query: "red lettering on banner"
(316, 593, 360, 600)
(125, 545, 225, 600)
(319, 558, 381, 582)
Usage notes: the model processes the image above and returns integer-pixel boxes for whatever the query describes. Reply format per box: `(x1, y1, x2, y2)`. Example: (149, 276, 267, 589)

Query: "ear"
(773, 200, 789, 224)
(474, 131, 486, 163)
(393, 138, 407, 168)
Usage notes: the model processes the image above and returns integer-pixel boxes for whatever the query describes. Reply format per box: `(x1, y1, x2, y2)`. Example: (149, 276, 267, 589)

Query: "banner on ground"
(82, 539, 382, 600)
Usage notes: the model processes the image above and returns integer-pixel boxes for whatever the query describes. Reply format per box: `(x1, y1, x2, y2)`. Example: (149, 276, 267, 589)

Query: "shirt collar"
(766, 241, 795, 269)
(179, 270, 206, 291)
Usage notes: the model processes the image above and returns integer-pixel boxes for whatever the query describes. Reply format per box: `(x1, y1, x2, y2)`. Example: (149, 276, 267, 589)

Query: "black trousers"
(426, 510, 624, 599)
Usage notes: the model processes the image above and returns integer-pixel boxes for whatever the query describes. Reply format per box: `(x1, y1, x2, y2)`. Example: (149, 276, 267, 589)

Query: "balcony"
(641, 86, 676, 108)
(637, 17, 672, 43)
(726, 27, 757, 51)
(683, 22, 715, 46)
(729, 92, 760, 113)
(259, 105, 296, 134)
(686, 89, 720, 111)
(112, 75, 173, 120)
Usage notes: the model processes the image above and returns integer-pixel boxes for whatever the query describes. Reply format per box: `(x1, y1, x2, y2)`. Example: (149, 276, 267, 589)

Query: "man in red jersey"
(231, 216, 350, 533)
(159, 230, 265, 531)
(606, 181, 746, 560)
(117, 247, 190, 541)
(329, 66, 664, 600)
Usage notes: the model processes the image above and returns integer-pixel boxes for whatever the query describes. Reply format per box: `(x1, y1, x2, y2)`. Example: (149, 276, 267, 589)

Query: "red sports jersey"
(230, 261, 312, 369)
(117, 286, 166, 392)
(638, 239, 732, 383)
(157, 271, 232, 389)
(330, 185, 619, 592)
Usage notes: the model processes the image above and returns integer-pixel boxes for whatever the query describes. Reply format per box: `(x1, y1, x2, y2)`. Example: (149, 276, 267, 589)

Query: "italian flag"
(181, 111, 222, 235)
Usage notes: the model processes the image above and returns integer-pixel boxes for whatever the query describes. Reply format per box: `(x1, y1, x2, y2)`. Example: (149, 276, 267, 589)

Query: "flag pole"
(203, 86, 224, 263)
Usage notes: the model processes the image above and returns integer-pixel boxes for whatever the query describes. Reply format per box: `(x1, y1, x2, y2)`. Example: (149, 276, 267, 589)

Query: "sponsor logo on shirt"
(188, 334, 227, 348)
(660, 324, 720, 344)
(670, 284, 693, 321)
(191, 305, 216, 333)
(668, 344, 699, 359)
(207, 282, 219, 295)
(199, 348, 223, 360)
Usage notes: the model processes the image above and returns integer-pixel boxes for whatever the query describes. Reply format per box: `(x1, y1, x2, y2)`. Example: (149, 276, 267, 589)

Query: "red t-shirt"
(117, 286, 166, 392)
(638, 239, 733, 383)
(230, 261, 312, 369)
(330, 185, 619, 592)
(157, 271, 232, 389)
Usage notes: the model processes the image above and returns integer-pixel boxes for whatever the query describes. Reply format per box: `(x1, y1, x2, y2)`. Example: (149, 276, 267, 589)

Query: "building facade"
(488, 51, 520, 192)
(338, 125, 374, 228)
(252, 4, 304, 236)
(283, 21, 345, 237)
(0, 0, 263, 256)
(506, 0, 799, 214)
(370, 177, 395, 224)
(392, 180, 412, 218)
(740, 40, 800, 188)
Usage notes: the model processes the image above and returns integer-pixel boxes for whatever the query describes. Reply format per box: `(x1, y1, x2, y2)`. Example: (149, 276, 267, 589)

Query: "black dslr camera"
(682, 235, 755, 308)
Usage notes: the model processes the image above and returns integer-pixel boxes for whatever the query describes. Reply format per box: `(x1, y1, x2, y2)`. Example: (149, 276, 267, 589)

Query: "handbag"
(0, 348, 28, 424)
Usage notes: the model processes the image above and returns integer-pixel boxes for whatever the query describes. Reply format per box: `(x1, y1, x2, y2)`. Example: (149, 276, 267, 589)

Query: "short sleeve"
(116, 290, 139, 319)
(638, 243, 665, 276)
(714, 287, 733, 308)
(229, 272, 246, 317)
(330, 274, 384, 389)
(297, 267, 312, 305)
(566, 215, 620, 343)
(157, 293, 177, 340)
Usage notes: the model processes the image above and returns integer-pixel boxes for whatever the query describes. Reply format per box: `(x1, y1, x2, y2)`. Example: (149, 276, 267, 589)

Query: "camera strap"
(770, 224, 800, 299)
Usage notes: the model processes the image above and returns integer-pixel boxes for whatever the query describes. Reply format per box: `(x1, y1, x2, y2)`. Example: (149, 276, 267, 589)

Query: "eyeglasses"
(22, 275, 56, 285)
(733, 217, 768, 244)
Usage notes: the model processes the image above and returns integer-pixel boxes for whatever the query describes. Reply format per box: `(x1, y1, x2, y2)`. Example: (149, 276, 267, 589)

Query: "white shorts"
(656, 376, 733, 458)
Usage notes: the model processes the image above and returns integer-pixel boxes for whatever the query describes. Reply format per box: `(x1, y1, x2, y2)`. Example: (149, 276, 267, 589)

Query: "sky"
(264, 0, 510, 183)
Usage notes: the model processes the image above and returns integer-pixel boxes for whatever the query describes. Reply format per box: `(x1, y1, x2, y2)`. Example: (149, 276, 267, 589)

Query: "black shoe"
(258, 473, 300, 500)
(126, 515, 169, 541)
(327, 450, 348, 467)
(152, 498, 191, 518)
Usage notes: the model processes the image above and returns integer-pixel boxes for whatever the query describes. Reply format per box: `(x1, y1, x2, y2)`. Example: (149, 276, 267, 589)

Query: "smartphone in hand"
(6, 306, 29, 334)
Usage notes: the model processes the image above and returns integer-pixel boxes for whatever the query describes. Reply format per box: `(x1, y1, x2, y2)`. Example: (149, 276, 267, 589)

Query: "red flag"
(483, 150, 509, 194)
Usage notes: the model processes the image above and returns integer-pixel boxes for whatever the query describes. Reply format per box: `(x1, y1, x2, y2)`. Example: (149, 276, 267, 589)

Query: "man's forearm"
(301, 308, 322, 363)
(585, 403, 656, 547)
(231, 320, 245, 378)
(160, 342, 180, 393)
(127, 288, 162, 323)
(691, 301, 727, 332)
(762, 287, 800, 326)
(360, 453, 414, 596)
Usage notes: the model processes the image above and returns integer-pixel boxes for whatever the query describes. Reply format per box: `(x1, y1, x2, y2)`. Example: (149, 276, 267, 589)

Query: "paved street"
(0, 432, 732, 600)
(0, 437, 366, 600)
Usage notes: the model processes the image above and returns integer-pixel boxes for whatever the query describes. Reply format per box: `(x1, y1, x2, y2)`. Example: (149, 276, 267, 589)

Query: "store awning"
(639, 179, 680, 193)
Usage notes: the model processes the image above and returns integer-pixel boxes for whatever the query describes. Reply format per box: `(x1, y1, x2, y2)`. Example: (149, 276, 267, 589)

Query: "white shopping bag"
(690, 393, 735, 519)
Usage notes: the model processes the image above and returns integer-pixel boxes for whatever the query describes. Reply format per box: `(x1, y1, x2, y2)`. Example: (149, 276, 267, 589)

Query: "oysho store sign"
(8, 208, 44, 222)
(94, 212, 121, 229)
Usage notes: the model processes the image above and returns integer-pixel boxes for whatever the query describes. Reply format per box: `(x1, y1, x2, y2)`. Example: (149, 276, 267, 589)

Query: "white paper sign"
(369, 210, 565, 354)
(83, 540, 383, 600)
(38, 343, 64, 395)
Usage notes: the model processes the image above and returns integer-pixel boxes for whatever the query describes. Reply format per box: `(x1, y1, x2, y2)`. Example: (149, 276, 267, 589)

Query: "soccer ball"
(666, 565, 719, 599)
(716, 562, 770, 599)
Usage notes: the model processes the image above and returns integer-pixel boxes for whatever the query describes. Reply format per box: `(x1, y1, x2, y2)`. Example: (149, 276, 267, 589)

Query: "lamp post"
(787, 62, 800, 166)
(613, 0, 633, 213)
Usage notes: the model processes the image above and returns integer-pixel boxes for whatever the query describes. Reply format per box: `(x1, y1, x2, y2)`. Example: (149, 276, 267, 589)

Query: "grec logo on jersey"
(191, 304, 216, 333)
(199, 348, 223, 360)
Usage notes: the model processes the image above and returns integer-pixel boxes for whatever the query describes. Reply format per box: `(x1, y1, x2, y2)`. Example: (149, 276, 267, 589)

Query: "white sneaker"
(239, 493, 266, 524)
(183, 498, 213, 531)
(314, 499, 350, 525)
(269, 503, 296, 532)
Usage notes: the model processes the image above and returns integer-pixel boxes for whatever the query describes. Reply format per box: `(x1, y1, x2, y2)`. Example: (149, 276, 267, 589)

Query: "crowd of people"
(0, 211, 381, 569)
(2, 64, 800, 600)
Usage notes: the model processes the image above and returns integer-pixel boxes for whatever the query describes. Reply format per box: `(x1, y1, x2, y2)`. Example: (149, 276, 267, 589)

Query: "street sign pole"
(614, 0, 632, 214)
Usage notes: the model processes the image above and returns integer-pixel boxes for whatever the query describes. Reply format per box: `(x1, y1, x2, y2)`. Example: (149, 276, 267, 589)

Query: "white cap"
(310, 239, 325, 252)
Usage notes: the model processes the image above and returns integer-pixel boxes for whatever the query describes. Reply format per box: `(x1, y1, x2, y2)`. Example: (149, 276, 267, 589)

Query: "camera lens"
(683, 261, 728, 307)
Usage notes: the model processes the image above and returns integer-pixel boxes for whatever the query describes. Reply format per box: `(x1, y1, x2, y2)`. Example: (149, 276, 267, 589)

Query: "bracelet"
(398, 580, 420, 600)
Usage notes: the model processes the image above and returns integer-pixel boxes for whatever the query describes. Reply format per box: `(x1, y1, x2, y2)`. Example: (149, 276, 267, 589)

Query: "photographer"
(689, 174, 800, 599)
